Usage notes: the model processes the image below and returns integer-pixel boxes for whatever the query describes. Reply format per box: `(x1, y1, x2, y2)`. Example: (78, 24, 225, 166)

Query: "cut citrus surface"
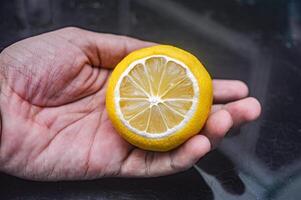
(106, 45, 213, 151)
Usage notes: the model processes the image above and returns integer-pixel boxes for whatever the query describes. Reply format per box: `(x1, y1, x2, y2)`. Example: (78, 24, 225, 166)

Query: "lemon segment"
(106, 45, 213, 151)
(116, 55, 198, 137)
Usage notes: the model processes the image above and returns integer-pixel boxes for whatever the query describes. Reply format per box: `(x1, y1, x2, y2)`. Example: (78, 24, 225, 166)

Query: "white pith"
(114, 55, 200, 139)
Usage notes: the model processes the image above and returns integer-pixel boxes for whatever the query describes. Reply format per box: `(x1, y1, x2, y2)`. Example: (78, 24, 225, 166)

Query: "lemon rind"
(106, 45, 213, 151)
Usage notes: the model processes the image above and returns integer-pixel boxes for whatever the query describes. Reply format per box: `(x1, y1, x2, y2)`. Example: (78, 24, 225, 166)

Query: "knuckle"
(169, 152, 189, 172)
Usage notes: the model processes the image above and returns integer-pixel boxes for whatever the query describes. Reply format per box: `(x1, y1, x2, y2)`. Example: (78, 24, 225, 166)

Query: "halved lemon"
(106, 45, 212, 151)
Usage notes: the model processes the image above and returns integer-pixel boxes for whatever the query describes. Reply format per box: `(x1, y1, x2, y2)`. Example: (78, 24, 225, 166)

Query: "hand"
(0, 27, 261, 181)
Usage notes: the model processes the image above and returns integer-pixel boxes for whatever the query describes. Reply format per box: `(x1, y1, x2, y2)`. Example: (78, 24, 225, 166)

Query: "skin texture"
(0, 27, 261, 181)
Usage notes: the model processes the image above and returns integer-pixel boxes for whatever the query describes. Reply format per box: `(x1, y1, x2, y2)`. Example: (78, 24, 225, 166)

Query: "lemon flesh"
(117, 55, 199, 138)
(106, 45, 213, 151)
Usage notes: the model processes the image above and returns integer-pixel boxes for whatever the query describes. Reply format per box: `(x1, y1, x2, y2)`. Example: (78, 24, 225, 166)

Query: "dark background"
(0, 0, 301, 199)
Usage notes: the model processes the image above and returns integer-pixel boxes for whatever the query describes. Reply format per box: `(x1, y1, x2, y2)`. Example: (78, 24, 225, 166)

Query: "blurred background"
(0, 0, 301, 199)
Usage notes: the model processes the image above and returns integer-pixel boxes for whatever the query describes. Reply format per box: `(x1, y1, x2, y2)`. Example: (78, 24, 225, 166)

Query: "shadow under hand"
(196, 149, 246, 195)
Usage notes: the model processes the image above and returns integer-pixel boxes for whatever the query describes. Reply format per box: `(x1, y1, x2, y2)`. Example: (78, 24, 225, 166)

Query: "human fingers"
(213, 80, 249, 103)
(119, 135, 211, 177)
(212, 97, 261, 127)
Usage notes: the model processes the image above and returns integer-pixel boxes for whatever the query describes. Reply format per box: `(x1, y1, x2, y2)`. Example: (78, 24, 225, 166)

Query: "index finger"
(55, 27, 156, 68)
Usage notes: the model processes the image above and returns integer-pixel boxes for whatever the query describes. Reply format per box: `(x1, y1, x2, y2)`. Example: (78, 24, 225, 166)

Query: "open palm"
(0, 27, 260, 181)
